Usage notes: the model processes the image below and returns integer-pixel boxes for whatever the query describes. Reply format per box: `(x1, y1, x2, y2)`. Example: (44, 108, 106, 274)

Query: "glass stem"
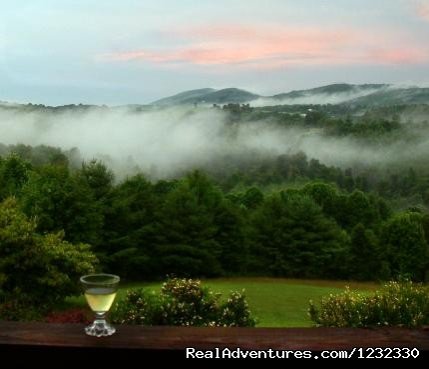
(95, 312, 106, 321)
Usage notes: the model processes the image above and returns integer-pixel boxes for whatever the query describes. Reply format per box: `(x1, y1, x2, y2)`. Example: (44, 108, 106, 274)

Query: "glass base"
(85, 319, 116, 337)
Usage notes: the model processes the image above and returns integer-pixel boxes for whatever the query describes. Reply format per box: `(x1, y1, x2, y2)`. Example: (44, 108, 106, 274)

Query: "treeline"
(209, 153, 429, 210)
(228, 103, 429, 143)
(5, 142, 429, 206)
(1, 149, 428, 282)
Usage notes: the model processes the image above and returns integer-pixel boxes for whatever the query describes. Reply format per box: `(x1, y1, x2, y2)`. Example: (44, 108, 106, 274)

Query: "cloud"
(413, 0, 429, 21)
(100, 25, 353, 66)
(99, 24, 429, 69)
(368, 47, 428, 64)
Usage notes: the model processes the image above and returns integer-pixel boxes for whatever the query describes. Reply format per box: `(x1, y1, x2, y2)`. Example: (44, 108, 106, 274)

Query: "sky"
(1, 0, 429, 105)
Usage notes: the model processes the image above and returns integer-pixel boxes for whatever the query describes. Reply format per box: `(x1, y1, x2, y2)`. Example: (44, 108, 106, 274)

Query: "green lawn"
(68, 278, 376, 327)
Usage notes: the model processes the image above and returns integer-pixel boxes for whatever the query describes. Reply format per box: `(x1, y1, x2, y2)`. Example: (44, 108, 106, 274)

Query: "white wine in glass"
(80, 274, 120, 337)
(85, 288, 117, 312)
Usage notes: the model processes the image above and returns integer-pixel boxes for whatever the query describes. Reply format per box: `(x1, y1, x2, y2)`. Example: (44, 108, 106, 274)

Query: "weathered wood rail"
(0, 322, 428, 366)
(1, 322, 428, 350)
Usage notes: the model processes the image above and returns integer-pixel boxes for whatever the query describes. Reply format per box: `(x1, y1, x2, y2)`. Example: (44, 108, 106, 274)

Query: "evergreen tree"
(251, 193, 349, 278)
(104, 174, 157, 278)
(349, 223, 380, 280)
(153, 171, 223, 277)
(0, 153, 31, 200)
(19, 164, 103, 246)
(381, 211, 429, 281)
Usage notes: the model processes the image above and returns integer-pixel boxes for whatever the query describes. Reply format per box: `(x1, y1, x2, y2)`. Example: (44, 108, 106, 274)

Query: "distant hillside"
(152, 88, 260, 105)
(344, 87, 429, 107)
(153, 83, 396, 107)
(204, 88, 260, 104)
(273, 83, 388, 99)
(2, 83, 429, 109)
(152, 88, 217, 106)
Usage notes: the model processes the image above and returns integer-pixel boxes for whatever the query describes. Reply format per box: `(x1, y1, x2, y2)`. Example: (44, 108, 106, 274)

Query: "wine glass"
(80, 273, 120, 337)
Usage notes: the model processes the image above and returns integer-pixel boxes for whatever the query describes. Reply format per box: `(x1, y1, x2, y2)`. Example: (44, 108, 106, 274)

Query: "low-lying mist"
(0, 105, 428, 179)
(251, 86, 386, 106)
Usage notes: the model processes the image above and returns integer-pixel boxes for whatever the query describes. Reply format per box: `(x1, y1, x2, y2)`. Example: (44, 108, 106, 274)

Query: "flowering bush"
(309, 280, 429, 327)
(158, 278, 220, 326)
(111, 288, 161, 325)
(111, 278, 256, 327)
(219, 291, 255, 327)
(45, 308, 91, 324)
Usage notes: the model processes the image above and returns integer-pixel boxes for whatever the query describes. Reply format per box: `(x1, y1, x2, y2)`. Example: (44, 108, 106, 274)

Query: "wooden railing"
(0, 322, 428, 365)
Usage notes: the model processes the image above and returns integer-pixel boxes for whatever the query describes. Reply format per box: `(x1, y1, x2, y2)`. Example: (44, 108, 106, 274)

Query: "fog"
(250, 86, 386, 106)
(398, 105, 429, 125)
(0, 104, 428, 179)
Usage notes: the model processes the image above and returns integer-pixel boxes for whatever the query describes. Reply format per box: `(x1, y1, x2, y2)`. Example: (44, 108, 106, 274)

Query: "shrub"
(45, 309, 91, 324)
(158, 278, 220, 326)
(0, 300, 43, 321)
(111, 289, 161, 326)
(0, 197, 98, 308)
(111, 278, 256, 327)
(309, 280, 429, 328)
(219, 291, 255, 327)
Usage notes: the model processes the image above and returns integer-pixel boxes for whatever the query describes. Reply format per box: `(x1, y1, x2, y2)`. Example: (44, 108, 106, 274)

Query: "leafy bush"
(112, 278, 256, 327)
(0, 197, 98, 308)
(0, 300, 43, 321)
(309, 281, 429, 328)
(111, 288, 161, 325)
(157, 278, 221, 326)
(219, 291, 255, 327)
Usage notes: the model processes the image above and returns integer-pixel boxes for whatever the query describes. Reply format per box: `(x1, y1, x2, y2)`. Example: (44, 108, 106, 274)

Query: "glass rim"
(80, 273, 120, 285)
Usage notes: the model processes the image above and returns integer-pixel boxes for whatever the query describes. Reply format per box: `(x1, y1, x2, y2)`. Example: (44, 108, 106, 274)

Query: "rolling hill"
(152, 88, 217, 106)
(152, 88, 260, 106)
(344, 87, 429, 107)
(2, 84, 429, 109)
(152, 83, 429, 107)
(272, 83, 387, 100)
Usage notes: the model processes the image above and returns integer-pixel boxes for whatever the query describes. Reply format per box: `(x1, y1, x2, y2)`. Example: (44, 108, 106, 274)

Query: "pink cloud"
(99, 24, 429, 69)
(368, 48, 427, 64)
(414, 0, 429, 21)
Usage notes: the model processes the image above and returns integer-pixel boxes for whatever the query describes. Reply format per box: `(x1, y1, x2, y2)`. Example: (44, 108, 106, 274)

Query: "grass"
(203, 278, 376, 327)
(67, 278, 376, 327)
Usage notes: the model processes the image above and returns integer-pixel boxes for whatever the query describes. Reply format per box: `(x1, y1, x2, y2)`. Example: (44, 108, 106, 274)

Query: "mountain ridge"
(2, 83, 429, 108)
(152, 87, 259, 106)
(272, 83, 389, 99)
(152, 83, 429, 107)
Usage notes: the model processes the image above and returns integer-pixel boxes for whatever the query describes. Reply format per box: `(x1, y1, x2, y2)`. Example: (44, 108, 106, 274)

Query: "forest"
(1, 102, 428, 285)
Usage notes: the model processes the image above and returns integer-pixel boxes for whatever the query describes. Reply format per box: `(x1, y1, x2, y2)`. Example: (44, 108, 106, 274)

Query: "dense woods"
(1, 130, 428, 283)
